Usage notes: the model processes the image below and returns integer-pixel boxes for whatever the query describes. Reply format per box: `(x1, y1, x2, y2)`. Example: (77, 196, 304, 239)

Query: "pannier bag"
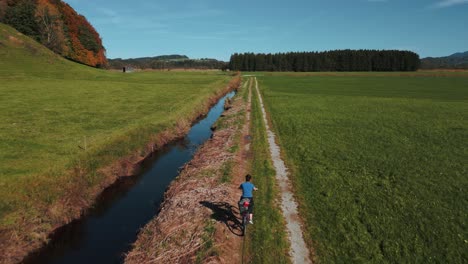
(238, 198, 250, 214)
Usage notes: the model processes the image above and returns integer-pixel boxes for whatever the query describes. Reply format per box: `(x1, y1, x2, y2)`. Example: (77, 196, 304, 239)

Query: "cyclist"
(239, 174, 258, 224)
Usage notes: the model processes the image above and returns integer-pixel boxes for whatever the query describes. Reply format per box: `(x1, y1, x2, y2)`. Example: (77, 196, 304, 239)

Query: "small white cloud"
(433, 0, 468, 8)
(96, 8, 121, 25)
(97, 8, 117, 17)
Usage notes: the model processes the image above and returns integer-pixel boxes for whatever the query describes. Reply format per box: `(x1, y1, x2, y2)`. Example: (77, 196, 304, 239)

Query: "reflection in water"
(23, 91, 235, 264)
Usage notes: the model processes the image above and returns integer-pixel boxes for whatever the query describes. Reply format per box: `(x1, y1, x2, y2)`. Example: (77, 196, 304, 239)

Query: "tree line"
(0, 0, 107, 67)
(229, 50, 420, 72)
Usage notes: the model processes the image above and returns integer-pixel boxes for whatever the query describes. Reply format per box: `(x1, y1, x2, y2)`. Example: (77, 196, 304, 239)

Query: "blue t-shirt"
(240, 182, 255, 198)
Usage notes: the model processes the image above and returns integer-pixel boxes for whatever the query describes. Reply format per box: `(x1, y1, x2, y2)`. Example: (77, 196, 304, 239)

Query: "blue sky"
(64, 0, 468, 61)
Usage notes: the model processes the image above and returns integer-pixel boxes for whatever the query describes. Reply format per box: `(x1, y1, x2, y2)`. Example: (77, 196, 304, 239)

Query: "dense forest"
(0, 0, 107, 67)
(420, 51, 468, 69)
(108, 55, 227, 70)
(229, 50, 420, 72)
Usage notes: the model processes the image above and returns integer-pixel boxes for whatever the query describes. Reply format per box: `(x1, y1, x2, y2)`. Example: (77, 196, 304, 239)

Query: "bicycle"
(238, 198, 251, 236)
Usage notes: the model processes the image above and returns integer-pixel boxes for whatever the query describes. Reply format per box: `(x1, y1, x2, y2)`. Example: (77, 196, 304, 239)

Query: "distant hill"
(108, 55, 189, 69)
(108, 55, 227, 70)
(448, 51, 468, 58)
(421, 51, 468, 69)
(0, 0, 107, 67)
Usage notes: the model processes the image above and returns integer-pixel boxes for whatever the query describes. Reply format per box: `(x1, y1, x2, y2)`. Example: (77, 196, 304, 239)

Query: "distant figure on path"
(123, 67, 126, 73)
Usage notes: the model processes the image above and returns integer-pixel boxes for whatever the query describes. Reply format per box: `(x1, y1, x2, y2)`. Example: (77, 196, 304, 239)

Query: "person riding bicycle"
(239, 174, 258, 224)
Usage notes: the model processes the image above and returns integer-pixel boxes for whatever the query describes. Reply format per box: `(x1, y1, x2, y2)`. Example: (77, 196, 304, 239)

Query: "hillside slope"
(0, 0, 106, 67)
(0, 22, 103, 77)
(421, 51, 468, 69)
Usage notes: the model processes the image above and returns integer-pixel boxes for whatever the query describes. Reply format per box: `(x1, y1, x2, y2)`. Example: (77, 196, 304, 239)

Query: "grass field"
(0, 24, 232, 232)
(256, 73, 467, 263)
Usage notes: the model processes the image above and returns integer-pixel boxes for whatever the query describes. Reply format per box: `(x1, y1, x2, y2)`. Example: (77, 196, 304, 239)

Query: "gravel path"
(254, 77, 312, 264)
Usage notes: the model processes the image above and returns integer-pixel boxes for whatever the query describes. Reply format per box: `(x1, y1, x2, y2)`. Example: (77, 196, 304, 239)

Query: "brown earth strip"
(125, 79, 251, 264)
(212, 77, 253, 264)
(0, 76, 240, 264)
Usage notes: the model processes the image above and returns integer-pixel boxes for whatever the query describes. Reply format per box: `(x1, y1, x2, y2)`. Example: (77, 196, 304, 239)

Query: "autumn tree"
(1, 0, 107, 67)
(78, 23, 100, 53)
(56, 1, 106, 67)
(35, 0, 68, 54)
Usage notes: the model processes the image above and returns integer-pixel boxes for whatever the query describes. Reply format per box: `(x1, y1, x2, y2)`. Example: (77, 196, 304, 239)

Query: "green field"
(256, 74, 467, 263)
(0, 24, 232, 230)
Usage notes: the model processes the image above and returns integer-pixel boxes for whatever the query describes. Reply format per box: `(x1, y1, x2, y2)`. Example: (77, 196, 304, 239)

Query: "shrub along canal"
(23, 91, 236, 264)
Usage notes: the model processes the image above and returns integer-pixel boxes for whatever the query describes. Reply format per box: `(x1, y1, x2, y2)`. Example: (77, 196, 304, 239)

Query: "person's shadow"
(199, 201, 243, 236)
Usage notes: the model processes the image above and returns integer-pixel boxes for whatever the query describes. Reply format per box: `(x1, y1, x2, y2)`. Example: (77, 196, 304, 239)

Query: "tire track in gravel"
(253, 77, 312, 264)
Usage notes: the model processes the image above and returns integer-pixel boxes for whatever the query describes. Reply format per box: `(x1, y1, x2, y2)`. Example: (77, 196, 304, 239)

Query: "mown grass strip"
(247, 77, 290, 264)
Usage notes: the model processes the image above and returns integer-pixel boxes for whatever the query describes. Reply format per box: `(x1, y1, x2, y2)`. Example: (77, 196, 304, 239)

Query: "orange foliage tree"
(35, 0, 68, 55)
(57, 1, 107, 67)
(0, 0, 107, 67)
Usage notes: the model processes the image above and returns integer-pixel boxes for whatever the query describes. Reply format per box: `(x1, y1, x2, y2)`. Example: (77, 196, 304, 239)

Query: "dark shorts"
(240, 197, 254, 213)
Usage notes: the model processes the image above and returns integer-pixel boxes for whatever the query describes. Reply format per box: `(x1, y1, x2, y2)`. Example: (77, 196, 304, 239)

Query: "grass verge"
(247, 77, 290, 264)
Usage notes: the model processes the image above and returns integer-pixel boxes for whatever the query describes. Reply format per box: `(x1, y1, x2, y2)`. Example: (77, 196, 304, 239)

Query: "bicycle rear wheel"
(242, 213, 247, 236)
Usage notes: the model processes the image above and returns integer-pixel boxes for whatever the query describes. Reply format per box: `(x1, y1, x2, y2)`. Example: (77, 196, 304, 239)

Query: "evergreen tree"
(228, 50, 420, 72)
(4, 0, 40, 40)
(78, 24, 100, 53)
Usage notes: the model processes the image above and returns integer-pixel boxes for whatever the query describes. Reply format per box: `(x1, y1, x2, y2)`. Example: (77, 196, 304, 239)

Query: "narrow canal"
(23, 91, 236, 264)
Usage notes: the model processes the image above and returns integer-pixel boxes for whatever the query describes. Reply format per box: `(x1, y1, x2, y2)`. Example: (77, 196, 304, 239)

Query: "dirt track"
(254, 77, 312, 264)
